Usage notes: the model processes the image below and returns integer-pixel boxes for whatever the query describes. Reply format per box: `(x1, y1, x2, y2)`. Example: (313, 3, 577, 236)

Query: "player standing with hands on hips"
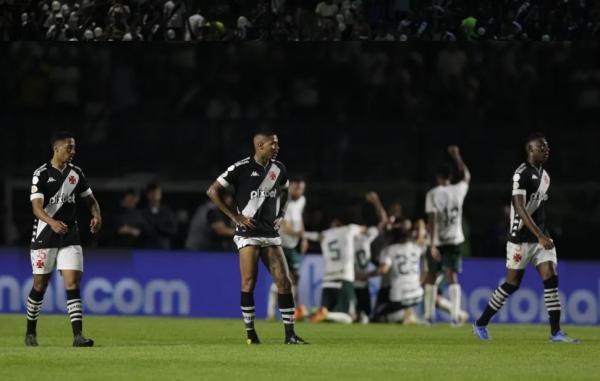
(207, 132, 307, 345)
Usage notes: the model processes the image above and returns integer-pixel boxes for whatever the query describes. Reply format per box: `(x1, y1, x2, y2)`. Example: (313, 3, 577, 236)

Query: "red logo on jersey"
(543, 174, 549, 184)
(268, 171, 277, 181)
(36, 259, 45, 269)
(69, 175, 77, 184)
(513, 253, 522, 263)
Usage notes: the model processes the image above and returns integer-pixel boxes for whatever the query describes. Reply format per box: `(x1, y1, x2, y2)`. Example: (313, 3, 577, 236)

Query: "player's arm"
(82, 194, 102, 234)
(357, 258, 391, 281)
(303, 231, 323, 242)
(512, 194, 554, 249)
(206, 181, 255, 229)
(31, 198, 68, 234)
(448, 145, 471, 184)
(274, 185, 289, 230)
(365, 191, 389, 230)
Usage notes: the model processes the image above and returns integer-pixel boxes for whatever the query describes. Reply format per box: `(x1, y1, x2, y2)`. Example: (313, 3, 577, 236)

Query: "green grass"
(0, 314, 598, 381)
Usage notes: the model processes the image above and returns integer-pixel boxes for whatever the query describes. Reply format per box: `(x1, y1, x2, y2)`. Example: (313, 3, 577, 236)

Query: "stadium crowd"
(0, 0, 598, 41)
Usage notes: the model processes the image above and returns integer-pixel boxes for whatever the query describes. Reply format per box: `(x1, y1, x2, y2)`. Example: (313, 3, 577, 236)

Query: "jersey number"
(328, 240, 341, 261)
(396, 254, 418, 275)
(356, 249, 369, 268)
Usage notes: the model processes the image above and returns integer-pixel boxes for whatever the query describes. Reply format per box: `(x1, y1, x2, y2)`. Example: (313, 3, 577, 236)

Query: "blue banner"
(1, 248, 598, 324)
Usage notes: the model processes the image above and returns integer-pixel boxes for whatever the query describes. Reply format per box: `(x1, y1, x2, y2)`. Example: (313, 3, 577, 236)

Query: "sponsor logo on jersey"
(250, 189, 277, 199)
(31, 186, 38, 193)
(530, 192, 548, 202)
(47, 177, 57, 183)
(512, 174, 520, 181)
(532, 175, 538, 180)
(32, 176, 39, 185)
(48, 193, 76, 205)
(250, 171, 260, 177)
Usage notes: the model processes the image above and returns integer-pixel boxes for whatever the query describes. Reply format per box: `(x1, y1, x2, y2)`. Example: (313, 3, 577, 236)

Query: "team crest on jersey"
(543, 174, 549, 184)
(268, 171, 277, 180)
(36, 259, 45, 269)
(512, 253, 522, 263)
(69, 175, 77, 185)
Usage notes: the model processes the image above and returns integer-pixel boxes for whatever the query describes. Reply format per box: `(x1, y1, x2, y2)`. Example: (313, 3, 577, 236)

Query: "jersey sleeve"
(425, 190, 437, 213)
(30, 171, 46, 201)
(217, 163, 240, 188)
(511, 170, 531, 196)
(380, 247, 392, 267)
(278, 162, 289, 189)
(77, 169, 93, 197)
(456, 181, 469, 200)
(366, 226, 379, 243)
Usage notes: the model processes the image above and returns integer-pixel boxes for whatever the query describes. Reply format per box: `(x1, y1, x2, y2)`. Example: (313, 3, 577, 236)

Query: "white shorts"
(30, 245, 84, 275)
(506, 242, 557, 270)
(233, 236, 282, 250)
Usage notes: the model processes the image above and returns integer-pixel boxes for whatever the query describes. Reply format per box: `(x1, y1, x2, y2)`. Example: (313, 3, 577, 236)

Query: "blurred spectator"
(185, 190, 235, 252)
(3, 0, 597, 41)
(140, 182, 177, 250)
(110, 188, 147, 248)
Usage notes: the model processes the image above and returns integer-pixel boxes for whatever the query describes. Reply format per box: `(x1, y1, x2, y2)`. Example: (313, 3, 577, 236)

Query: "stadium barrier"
(0, 248, 598, 324)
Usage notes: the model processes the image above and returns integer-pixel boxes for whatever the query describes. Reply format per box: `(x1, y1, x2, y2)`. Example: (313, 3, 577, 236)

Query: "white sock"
(424, 284, 437, 321)
(436, 296, 452, 314)
(267, 283, 278, 319)
(386, 310, 404, 323)
(326, 312, 353, 324)
(449, 284, 462, 322)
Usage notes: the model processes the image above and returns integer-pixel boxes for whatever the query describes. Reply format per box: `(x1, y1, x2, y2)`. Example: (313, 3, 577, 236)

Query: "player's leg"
(25, 248, 58, 346)
(423, 248, 442, 323)
(443, 245, 463, 326)
(239, 244, 261, 344)
(535, 250, 578, 343)
(57, 245, 93, 347)
(326, 281, 355, 324)
(354, 286, 371, 323)
(261, 245, 307, 344)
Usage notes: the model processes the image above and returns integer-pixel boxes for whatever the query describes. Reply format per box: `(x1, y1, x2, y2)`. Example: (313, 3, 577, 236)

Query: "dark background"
(1, 42, 599, 259)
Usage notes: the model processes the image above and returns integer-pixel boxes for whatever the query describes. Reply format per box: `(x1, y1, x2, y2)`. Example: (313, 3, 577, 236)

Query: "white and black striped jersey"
(508, 162, 550, 243)
(217, 157, 289, 238)
(30, 162, 93, 249)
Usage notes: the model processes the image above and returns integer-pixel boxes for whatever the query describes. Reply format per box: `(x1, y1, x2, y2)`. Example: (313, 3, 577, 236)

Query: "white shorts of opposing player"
(506, 242, 557, 270)
(233, 236, 282, 250)
(30, 245, 83, 274)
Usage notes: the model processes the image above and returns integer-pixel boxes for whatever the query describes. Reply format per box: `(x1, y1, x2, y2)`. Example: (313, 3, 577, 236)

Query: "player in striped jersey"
(474, 133, 578, 343)
(25, 131, 102, 347)
(207, 132, 306, 345)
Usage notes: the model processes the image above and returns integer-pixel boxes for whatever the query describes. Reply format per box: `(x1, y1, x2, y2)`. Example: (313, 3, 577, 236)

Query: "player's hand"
(448, 145, 460, 158)
(273, 217, 283, 230)
(233, 214, 255, 229)
(90, 216, 102, 234)
(365, 192, 380, 204)
(49, 219, 68, 235)
(430, 246, 442, 262)
(538, 235, 554, 250)
(355, 271, 370, 281)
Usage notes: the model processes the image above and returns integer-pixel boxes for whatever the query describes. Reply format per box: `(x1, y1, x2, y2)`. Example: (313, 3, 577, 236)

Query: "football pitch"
(0, 314, 598, 381)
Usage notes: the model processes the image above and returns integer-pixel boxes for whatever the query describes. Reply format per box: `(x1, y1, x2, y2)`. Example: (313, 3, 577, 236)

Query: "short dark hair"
(435, 163, 453, 180)
(526, 132, 546, 145)
(124, 188, 139, 197)
(51, 130, 74, 146)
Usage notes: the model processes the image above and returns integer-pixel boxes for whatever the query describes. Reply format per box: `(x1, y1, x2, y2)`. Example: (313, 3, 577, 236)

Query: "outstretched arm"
(448, 145, 470, 184)
(365, 191, 389, 230)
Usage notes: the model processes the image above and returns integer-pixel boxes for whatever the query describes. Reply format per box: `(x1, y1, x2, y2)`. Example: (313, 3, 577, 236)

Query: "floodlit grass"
(0, 314, 598, 381)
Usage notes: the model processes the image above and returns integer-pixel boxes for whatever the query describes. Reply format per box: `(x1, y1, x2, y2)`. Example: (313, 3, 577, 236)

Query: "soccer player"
(423, 145, 470, 326)
(306, 221, 367, 324)
(267, 178, 308, 321)
(26, 131, 102, 347)
(474, 134, 579, 343)
(206, 132, 307, 345)
(368, 225, 426, 323)
(354, 192, 388, 323)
